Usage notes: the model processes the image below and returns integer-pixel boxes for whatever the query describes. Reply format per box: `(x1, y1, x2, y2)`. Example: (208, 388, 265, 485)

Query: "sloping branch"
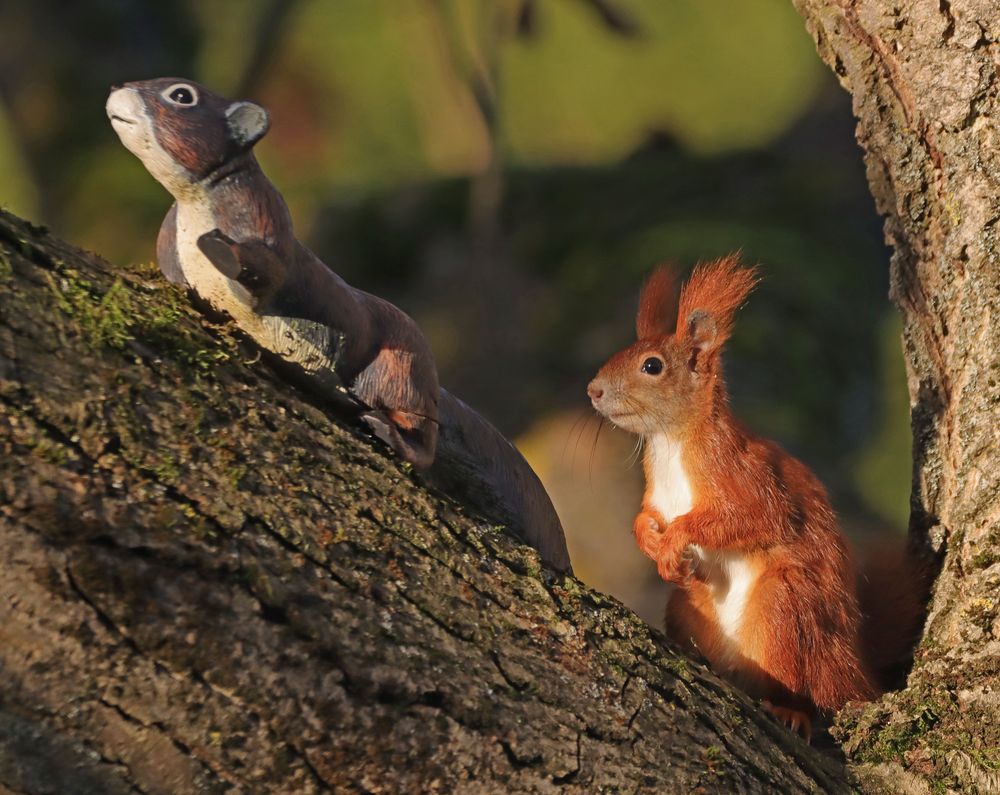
(0, 209, 846, 792)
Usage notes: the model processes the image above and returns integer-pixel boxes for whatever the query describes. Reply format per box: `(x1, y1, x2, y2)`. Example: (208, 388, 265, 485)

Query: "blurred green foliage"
(0, 0, 827, 241)
(0, 107, 37, 220)
(0, 0, 912, 614)
(503, 1, 824, 159)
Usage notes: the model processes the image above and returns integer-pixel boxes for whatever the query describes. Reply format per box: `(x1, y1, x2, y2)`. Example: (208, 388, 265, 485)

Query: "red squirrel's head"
(107, 78, 269, 198)
(587, 256, 759, 437)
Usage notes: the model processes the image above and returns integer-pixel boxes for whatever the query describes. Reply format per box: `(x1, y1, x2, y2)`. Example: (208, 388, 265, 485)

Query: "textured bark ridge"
(0, 210, 849, 793)
(791, 2, 1000, 792)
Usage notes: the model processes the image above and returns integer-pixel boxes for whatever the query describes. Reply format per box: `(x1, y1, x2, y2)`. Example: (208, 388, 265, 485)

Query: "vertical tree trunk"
(792, 2, 1000, 791)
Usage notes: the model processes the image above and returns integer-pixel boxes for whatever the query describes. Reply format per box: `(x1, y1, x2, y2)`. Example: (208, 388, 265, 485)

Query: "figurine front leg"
(197, 230, 283, 308)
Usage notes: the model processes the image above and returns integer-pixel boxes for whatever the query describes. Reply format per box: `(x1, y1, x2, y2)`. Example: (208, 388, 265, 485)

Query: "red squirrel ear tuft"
(635, 266, 678, 340)
(226, 101, 270, 148)
(676, 255, 759, 361)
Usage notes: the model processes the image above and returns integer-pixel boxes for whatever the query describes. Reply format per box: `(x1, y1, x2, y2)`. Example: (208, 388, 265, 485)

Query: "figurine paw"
(196, 231, 279, 303)
(361, 410, 435, 470)
(196, 230, 242, 279)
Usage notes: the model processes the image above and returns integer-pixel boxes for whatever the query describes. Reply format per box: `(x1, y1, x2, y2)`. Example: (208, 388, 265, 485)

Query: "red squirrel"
(588, 257, 890, 739)
(107, 77, 571, 571)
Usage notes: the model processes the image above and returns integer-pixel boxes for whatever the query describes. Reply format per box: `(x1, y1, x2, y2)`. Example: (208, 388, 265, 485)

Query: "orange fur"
(675, 255, 759, 351)
(635, 266, 678, 339)
(857, 541, 930, 687)
(588, 256, 900, 736)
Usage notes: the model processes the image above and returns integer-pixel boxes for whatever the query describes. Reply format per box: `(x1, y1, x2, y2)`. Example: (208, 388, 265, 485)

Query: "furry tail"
(857, 539, 932, 689)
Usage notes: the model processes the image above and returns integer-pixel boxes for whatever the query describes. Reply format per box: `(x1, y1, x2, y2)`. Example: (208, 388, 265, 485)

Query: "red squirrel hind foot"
(762, 701, 812, 742)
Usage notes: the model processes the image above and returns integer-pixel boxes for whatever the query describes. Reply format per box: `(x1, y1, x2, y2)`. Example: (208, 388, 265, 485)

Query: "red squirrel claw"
(588, 257, 925, 738)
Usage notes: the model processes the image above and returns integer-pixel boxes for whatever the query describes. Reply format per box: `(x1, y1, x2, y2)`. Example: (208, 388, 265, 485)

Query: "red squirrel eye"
(641, 356, 664, 375)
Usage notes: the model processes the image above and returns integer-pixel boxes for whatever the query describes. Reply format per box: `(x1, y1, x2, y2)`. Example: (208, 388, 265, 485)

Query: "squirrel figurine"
(107, 77, 570, 572)
(107, 77, 438, 468)
(587, 257, 915, 739)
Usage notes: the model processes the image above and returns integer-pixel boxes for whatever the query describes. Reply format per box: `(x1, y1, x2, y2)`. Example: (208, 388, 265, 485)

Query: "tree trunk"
(791, 2, 1000, 792)
(0, 209, 850, 793)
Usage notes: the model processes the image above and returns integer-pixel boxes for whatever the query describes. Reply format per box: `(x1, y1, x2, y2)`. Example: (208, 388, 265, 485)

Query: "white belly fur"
(647, 434, 693, 523)
(647, 434, 755, 643)
(692, 547, 755, 643)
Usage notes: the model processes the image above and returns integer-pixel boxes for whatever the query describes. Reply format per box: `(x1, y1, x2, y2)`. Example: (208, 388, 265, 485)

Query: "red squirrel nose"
(587, 381, 604, 401)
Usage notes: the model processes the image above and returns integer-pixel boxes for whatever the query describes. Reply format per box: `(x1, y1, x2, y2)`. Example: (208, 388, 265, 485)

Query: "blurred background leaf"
(0, 0, 910, 625)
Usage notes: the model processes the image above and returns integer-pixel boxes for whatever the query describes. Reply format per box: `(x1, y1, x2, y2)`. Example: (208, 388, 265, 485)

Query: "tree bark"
(0, 209, 850, 793)
(791, 2, 1000, 792)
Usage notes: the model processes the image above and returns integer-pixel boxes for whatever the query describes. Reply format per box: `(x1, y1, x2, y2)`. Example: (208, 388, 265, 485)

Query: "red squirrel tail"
(856, 537, 933, 689)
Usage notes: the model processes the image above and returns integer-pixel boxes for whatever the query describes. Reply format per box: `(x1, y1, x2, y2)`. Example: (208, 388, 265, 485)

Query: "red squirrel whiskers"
(588, 256, 877, 739)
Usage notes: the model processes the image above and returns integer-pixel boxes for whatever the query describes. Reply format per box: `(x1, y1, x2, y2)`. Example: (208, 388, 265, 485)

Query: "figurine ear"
(226, 101, 270, 147)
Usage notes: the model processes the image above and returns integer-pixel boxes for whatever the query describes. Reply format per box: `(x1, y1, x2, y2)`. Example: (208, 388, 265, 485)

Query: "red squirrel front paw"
(633, 511, 665, 560)
(655, 531, 694, 584)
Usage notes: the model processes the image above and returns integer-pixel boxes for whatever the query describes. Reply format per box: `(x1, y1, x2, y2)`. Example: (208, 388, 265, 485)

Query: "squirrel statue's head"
(107, 78, 269, 198)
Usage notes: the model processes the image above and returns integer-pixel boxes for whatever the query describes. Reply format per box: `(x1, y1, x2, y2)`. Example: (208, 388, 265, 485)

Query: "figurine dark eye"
(641, 356, 664, 375)
(163, 83, 198, 106)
